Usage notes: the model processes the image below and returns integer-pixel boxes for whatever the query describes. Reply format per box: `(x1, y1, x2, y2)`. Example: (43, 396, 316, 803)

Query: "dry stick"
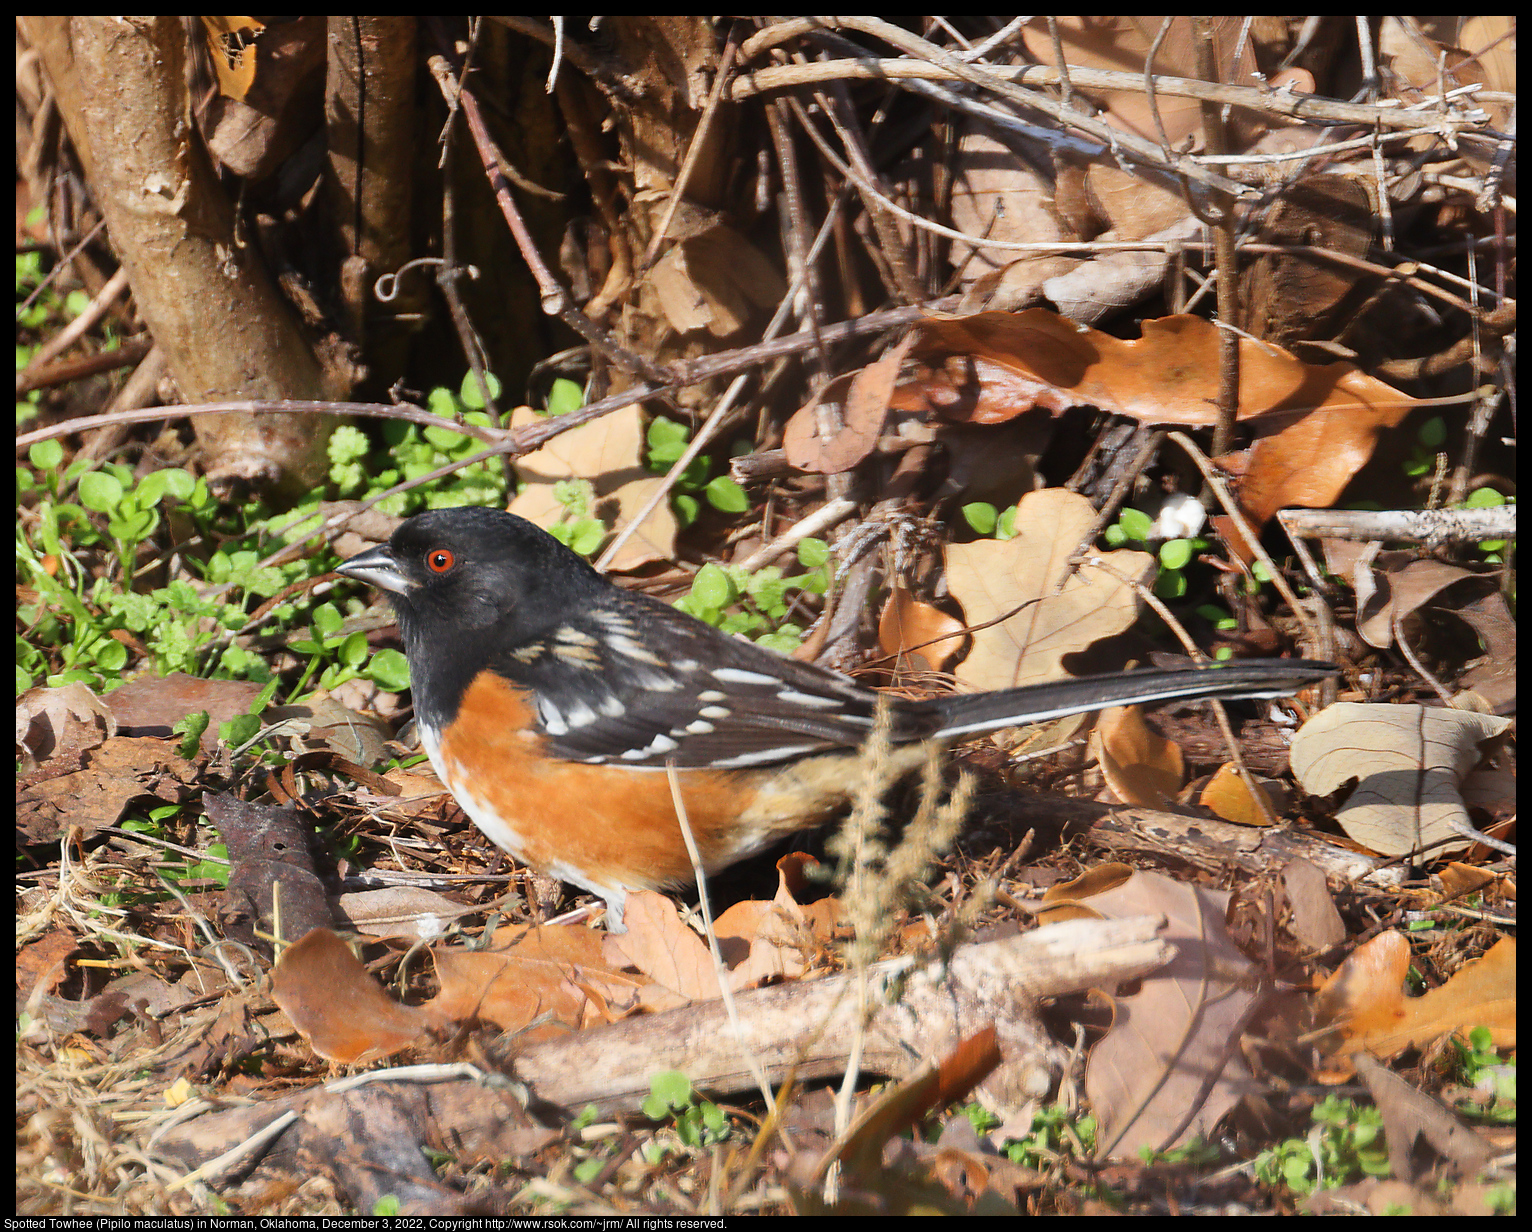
(728, 52, 1494, 134)
(20, 264, 130, 377)
(823, 79, 922, 304)
(16, 337, 152, 395)
(15, 398, 498, 454)
(783, 87, 1030, 271)
(735, 497, 859, 572)
(1447, 242, 1488, 509)
(1143, 17, 1177, 156)
(554, 73, 633, 322)
(1057, 429, 1167, 594)
(766, 95, 828, 368)
(1274, 502, 1513, 545)
(431, 48, 507, 452)
(16, 216, 108, 319)
(1390, 609, 1458, 710)
(746, 17, 1251, 199)
(638, 25, 742, 272)
(1216, 242, 1506, 320)
(15, 302, 947, 455)
(1045, 16, 1075, 114)
(489, 16, 615, 96)
(313, 306, 928, 571)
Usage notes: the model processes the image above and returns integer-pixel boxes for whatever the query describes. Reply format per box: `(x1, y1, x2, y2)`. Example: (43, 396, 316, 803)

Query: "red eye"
(426, 548, 455, 573)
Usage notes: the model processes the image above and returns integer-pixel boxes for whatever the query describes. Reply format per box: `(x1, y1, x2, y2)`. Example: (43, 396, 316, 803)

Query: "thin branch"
(729, 51, 1493, 135)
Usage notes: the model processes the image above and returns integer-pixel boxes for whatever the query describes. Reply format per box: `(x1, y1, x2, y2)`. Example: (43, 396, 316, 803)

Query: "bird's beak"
(336, 544, 413, 595)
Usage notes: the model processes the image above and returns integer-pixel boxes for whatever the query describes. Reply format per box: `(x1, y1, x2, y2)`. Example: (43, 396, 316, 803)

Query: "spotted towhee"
(337, 507, 1334, 930)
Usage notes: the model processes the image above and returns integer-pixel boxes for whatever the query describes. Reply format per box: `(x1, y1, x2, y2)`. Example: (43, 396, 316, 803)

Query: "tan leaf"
(877, 587, 968, 675)
(1316, 933, 1516, 1063)
(1290, 703, 1513, 856)
(506, 404, 678, 570)
(945, 488, 1153, 690)
(1200, 762, 1286, 827)
(1076, 868, 1261, 1157)
(782, 333, 915, 473)
(651, 223, 786, 337)
(1089, 704, 1185, 807)
(271, 928, 431, 1064)
(430, 925, 643, 1037)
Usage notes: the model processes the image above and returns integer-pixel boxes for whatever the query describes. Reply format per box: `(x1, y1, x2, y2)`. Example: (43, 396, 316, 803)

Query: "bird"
(337, 506, 1334, 930)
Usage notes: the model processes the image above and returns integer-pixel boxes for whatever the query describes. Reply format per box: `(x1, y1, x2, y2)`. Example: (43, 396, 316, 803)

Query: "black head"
(336, 507, 605, 659)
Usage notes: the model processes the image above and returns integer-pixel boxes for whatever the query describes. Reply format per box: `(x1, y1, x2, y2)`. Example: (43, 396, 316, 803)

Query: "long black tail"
(930, 659, 1336, 740)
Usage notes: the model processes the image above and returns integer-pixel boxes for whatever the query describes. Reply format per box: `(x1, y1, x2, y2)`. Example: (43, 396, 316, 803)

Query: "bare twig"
(729, 51, 1493, 135)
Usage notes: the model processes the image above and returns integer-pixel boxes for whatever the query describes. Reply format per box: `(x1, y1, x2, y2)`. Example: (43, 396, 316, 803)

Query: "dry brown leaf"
(1034, 862, 1135, 925)
(944, 488, 1153, 690)
(17, 681, 116, 766)
(17, 736, 198, 843)
(1018, 17, 1260, 145)
(506, 403, 678, 570)
(1240, 174, 1375, 352)
(711, 897, 814, 987)
(1089, 704, 1185, 807)
(1354, 1051, 1493, 1183)
(895, 310, 1420, 437)
(333, 886, 480, 941)
(1084, 165, 1191, 239)
(604, 890, 719, 1001)
(1221, 385, 1417, 526)
(1348, 555, 1489, 651)
(1434, 862, 1499, 903)
(1076, 868, 1261, 1157)
(1290, 703, 1513, 856)
(1280, 858, 1348, 951)
(776, 852, 846, 940)
(431, 926, 643, 1037)
(782, 335, 916, 474)
(1316, 932, 1516, 1064)
(787, 1028, 1009, 1216)
(1200, 762, 1285, 827)
(103, 672, 263, 756)
(947, 128, 1071, 290)
(650, 223, 787, 337)
(270, 928, 432, 1064)
(877, 586, 968, 675)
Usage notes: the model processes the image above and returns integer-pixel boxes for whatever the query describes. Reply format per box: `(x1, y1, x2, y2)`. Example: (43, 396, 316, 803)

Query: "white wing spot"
(536, 697, 568, 735)
(684, 719, 715, 734)
(776, 689, 842, 709)
(622, 733, 678, 759)
(709, 743, 822, 768)
(698, 690, 727, 703)
(712, 667, 783, 687)
(699, 705, 731, 720)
